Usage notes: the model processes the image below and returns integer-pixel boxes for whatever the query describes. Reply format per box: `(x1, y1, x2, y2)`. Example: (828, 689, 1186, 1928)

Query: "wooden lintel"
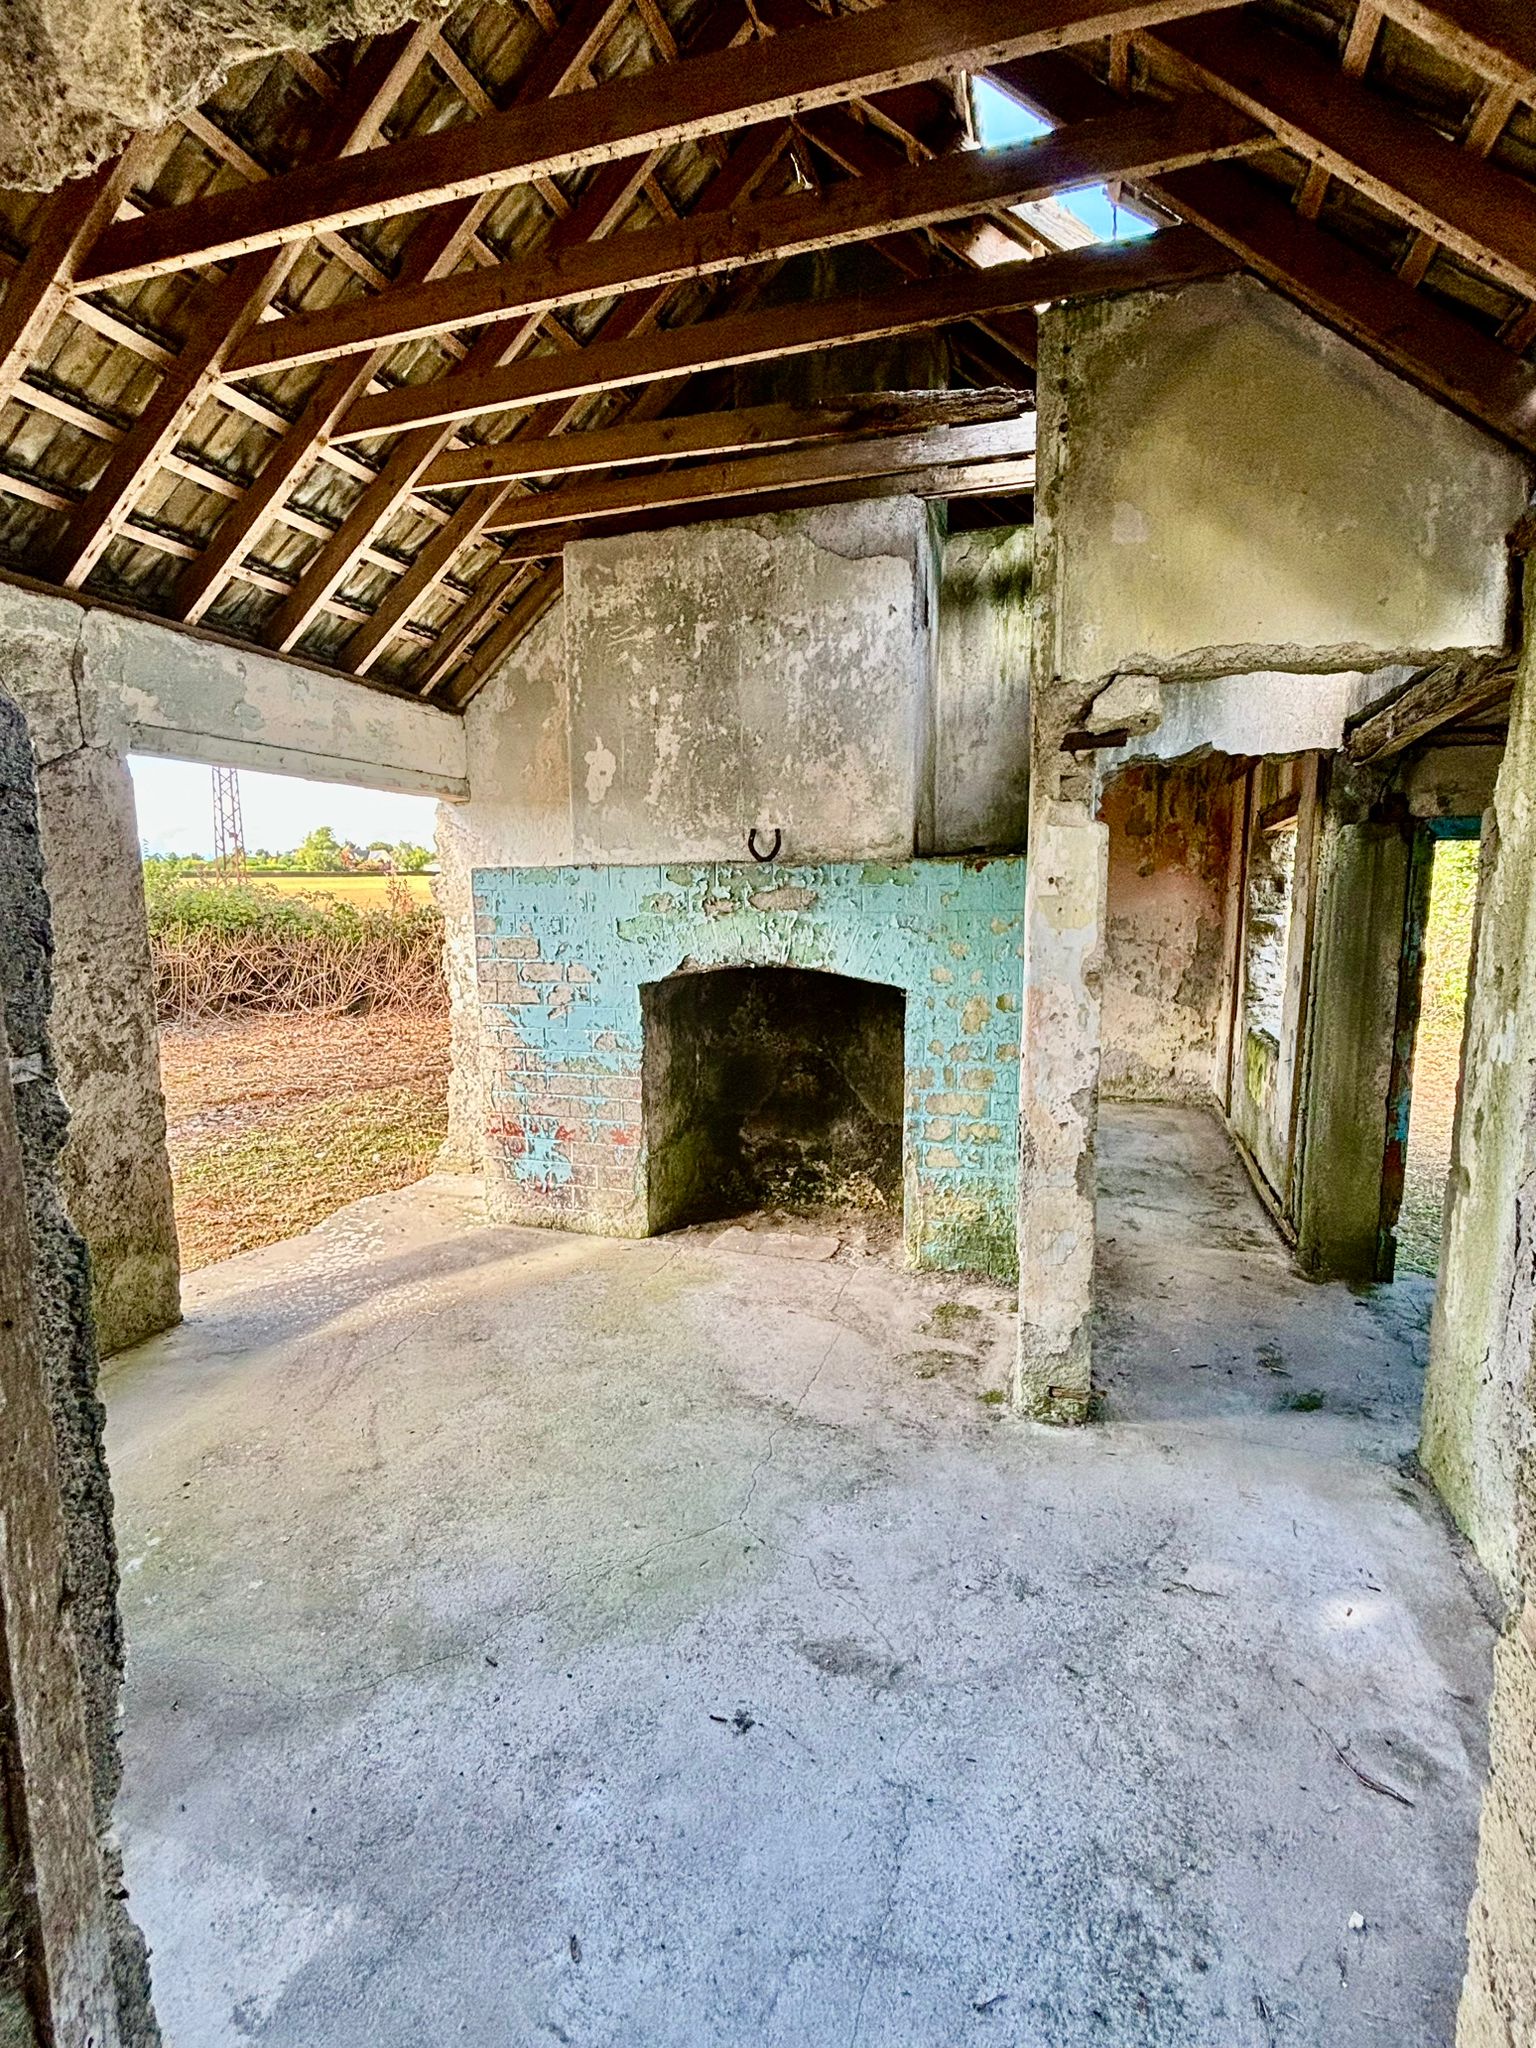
(1345, 655, 1519, 762)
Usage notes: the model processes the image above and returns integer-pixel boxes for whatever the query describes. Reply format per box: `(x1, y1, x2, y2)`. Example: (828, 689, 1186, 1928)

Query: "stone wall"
(928, 527, 1031, 855)
(564, 501, 935, 865)
(438, 501, 1032, 1172)
(472, 859, 1024, 1278)
(0, 683, 158, 2043)
(0, 595, 177, 1357)
(1, 577, 466, 1349)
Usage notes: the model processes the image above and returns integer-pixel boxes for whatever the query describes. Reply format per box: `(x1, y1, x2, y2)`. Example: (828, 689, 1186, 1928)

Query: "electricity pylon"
(211, 764, 247, 881)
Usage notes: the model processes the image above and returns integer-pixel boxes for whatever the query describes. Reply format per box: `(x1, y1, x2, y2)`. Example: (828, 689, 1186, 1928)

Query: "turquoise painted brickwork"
(472, 858, 1025, 1278)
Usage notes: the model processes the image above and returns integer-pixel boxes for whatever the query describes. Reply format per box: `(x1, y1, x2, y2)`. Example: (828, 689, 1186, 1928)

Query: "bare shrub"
(147, 880, 445, 1022)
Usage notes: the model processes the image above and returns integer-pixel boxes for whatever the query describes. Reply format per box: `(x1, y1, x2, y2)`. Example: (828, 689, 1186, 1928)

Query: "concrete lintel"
(124, 724, 467, 800)
(0, 575, 468, 800)
(1102, 666, 1422, 771)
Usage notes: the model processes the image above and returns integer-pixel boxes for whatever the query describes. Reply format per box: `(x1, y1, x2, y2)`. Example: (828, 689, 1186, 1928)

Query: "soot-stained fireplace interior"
(642, 966, 905, 1232)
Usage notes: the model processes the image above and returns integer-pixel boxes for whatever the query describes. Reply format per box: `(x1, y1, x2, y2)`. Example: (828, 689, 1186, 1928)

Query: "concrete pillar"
(1294, 760, 1413, 1282)
(0, 605, 179, 1356)
(1014, 738, 1107, 1423)
(1420, 566, 1536, 1593)
(37, 747, 179, 1355)
(1414, 552, 1536, 2047)
(0, 684, 159, 2044)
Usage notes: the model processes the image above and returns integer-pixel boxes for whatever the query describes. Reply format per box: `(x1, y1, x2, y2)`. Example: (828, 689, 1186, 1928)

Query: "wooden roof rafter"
(4, 0, 1536, 706)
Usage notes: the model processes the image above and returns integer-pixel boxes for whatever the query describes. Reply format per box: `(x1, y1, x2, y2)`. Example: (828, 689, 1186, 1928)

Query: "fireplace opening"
(641, 966, 905, 1233)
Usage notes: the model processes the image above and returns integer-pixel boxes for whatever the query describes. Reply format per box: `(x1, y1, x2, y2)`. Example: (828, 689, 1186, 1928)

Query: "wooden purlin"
(1145, 11, 1536, 301)
(329, 227, 1230, 444)
(988, 53, 1536, 457)
(484, 452, 1039, 556)
(43, 24, 438, 592)
(1371, 0, 1536, 101)
(336, 118, 797, 677)
(419, 391, 1030, 489)
(476, 415, 1038, 532)
(223, 98, 1258, 378)
(357, 63, 1051, 686)
(440, 560, 565, 709)
(264, 0, 769, 657)
(0, 147, 152, 410)
(171, 0, 633, 629)
(73, 0, 1246, 289)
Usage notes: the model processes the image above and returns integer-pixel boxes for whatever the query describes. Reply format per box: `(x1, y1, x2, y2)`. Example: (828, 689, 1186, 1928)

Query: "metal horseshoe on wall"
(747, 827, 783, 864)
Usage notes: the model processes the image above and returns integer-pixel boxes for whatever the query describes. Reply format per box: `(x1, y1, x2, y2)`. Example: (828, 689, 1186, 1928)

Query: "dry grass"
(160, 1008, 450, 1269)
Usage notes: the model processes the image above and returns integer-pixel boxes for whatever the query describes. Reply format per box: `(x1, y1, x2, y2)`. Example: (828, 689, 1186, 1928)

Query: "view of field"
(147, 848, 451, 1268)
(1397, 838, 1479, 1277)
(248, 872, 436, 905)
(161, 1007, 450, 1269)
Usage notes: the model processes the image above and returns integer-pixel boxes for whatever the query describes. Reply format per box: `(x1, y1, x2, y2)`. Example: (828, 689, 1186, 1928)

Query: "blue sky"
(129, 754, 440, 858)
(972, 77, 1155, 244)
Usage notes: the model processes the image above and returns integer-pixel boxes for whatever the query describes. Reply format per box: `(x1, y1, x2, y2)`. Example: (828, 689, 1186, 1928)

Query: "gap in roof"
(972, 77, 1156, 246)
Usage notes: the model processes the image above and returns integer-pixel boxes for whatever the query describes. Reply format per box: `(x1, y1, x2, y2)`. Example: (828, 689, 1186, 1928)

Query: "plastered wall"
(564, 501, 935, 865)
(1045, 275, 1525, 688)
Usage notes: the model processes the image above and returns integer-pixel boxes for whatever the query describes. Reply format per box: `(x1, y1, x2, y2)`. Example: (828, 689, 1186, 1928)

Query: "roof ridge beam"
(74, 0, 1246, 289)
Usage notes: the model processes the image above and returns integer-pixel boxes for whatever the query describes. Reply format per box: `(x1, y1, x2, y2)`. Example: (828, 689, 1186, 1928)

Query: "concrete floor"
(106, 1104, 1494, 2048)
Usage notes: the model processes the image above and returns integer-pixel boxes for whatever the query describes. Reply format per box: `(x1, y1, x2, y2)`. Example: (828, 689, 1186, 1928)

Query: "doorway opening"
(1390, 825, 1481, 1278)
(641, 965, 905, 1233)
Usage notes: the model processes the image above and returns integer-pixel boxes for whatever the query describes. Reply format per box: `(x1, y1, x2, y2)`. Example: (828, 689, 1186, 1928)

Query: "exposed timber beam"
(332, 228, 1231, 444)
(0, 148, 150, 408)
(267, 18, 784, 657)
(436, 562, 564, 705)
(1345, 653, 1518, 760)
(989, 55, 1536, 455)
(172, 0, 633, 628)
(420, 390, 1030, 490)
(43, 24, 436, 592)
(1372, 0, 1536, 102)
(478, 414, 1037, 534)
(1146, 12, 1536, 300)
(225, 98, 1259, 377)
(486, 460, 1039, 560)
(73, 0, 1245, 289)
(335, 144, 793, 676)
